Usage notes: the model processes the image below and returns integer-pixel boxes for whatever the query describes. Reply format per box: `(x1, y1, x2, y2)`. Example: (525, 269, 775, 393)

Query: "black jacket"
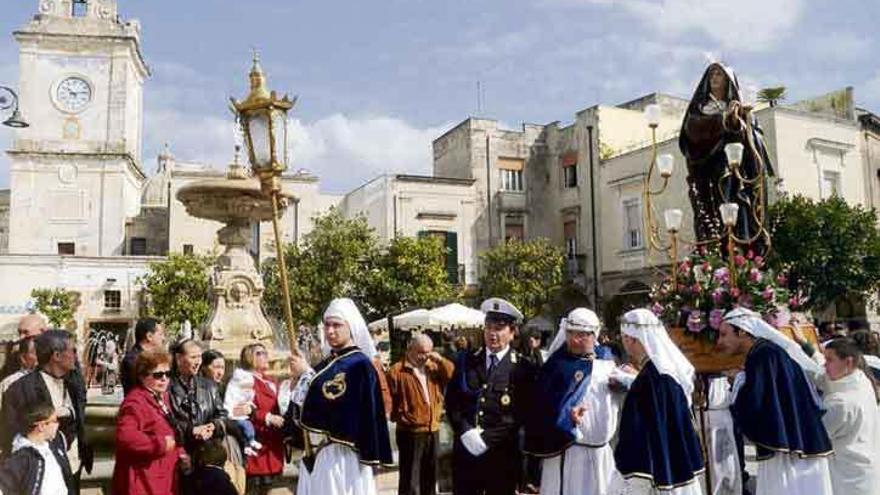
(191, 465, 238, 495)
(168, 374, 228, 452)
(0, 436, 74, 495)
(445, 347, 537, 448)
(120, 344, 143, 395)
(0, 369, 92, 473)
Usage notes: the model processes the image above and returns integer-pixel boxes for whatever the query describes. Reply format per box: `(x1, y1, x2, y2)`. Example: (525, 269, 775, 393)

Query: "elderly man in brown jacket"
(387, 333, 455, 495)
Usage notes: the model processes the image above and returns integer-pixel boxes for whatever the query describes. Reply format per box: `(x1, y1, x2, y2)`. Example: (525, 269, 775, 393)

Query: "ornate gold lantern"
(230, 52, 300, 354)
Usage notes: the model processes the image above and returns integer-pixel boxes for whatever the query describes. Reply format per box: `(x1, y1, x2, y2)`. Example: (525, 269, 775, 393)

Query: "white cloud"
(288, 115, 453, 192)
(141, 106, 452, 193)
(542, 0, 805, 51)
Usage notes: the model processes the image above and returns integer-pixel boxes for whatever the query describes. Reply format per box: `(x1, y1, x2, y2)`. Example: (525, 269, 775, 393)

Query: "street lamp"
(720, 202, 740, 288)
(657, 153, 675, 179)
(230, 51, 300, 354)
(0, 86, 29, 128)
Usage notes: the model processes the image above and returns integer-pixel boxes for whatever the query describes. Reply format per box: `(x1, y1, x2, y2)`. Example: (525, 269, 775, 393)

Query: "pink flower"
(788, 296, 799, 308)
(734, 255, 747, 267)
(762, 286, 775, 301)
(709, 309, 724, 329)
(692, 283, 702, 294)
(776, 274, 788, 286)
(651, 302, 664, 315)
(687, 312, 705, 333)
(731, 287, 741, 298)
(712, 288, 725, 305)
(749, 268, 763, 283)
(746, 250, 755, 260)
(713, 267, 730, 283)
(754, 256, 764, 267)
(738, 294, 752, 308)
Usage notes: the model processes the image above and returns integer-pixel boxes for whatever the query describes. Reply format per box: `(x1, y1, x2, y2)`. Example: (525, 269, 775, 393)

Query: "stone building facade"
(433, 90, 880, 326)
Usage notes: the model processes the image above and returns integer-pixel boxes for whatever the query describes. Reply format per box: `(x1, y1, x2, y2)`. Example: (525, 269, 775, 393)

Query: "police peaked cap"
(480, 297, 524, 325)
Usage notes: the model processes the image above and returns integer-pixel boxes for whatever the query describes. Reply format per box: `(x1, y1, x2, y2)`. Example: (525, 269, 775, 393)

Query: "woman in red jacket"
(112, 349, 185, 495)
(239, 343, 285, 495)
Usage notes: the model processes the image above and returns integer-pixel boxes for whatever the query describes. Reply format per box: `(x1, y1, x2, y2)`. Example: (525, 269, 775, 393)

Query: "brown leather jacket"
(387, 356, 454, 432)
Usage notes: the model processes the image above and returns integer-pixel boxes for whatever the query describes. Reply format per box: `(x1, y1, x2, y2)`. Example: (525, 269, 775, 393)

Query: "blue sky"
(1, 0, 879, 192)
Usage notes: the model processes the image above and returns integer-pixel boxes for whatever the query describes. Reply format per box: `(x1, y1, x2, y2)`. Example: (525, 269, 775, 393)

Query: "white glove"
(609, 367, 636, 389)
(729, 371, 746, 402)
(460, 428, 489, 456)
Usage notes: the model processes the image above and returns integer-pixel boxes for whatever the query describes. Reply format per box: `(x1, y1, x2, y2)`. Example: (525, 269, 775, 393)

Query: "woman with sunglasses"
(235, 343, 285, 495)
(112, 350, 186, 495)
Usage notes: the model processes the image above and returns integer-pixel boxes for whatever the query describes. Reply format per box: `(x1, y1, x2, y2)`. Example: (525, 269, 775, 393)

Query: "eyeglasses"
(150, 371, 172, 380)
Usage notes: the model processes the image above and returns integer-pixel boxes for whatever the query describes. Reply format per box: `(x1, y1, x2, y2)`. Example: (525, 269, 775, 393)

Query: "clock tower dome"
(7, 0, 150, 256)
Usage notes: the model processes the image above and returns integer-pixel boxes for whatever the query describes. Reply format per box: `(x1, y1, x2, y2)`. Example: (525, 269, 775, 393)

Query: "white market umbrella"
(430, 303, 485, 329)
(393, 308, 442, 330)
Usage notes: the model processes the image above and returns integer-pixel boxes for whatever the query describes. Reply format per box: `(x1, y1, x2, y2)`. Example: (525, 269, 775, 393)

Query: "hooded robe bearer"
(524, 308, 627, 495)
(611, 309, 705, 495)
(718, 308, 833, 495)
(285, 298, 393, 495)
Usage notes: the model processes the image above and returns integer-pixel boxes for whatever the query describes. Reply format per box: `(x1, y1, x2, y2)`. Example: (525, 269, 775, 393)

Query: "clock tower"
(7, 0, 149, 256)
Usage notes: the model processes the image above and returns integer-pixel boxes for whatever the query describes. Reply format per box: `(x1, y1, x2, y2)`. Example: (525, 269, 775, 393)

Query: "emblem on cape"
(321, 372, 347, 400)
(574, 370, 585, 383)
(500, 393, 511, 406)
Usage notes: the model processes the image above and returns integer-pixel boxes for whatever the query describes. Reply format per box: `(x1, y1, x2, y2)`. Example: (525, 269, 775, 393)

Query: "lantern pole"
(231, 52, 300, 356)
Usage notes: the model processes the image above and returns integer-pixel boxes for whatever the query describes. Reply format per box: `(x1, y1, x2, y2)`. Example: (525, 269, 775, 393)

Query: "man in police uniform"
(445, 298, 537, 495)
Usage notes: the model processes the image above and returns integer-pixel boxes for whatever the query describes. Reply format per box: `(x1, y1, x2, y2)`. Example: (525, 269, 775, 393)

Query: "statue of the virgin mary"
(678, 63, 774, 254)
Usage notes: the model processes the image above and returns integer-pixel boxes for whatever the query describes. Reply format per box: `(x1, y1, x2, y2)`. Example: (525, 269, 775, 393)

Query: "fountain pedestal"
(176, 163, 293, 359)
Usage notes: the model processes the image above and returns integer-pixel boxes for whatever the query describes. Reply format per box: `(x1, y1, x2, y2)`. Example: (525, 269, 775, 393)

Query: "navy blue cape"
(614, 360, 705, 489)
(524, 349, 594, 457)
(300, 347, 393, 465)
(731, 339, 833, 460)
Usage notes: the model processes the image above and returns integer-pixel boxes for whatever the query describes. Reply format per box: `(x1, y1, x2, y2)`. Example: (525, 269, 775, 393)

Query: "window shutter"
(445, 232, 459, 284)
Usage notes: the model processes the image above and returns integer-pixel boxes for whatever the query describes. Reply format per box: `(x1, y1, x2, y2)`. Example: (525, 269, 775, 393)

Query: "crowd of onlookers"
(0, 310, 876, 495)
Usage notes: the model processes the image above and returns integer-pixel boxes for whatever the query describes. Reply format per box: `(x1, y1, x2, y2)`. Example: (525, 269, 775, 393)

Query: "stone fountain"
(176, 152, 293, 358)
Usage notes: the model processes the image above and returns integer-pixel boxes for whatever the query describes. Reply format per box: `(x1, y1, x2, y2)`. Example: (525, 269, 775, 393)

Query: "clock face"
(56, 77, 92, 112)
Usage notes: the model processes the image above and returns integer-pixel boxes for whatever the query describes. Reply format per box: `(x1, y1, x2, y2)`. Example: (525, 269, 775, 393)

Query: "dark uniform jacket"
(168, 373, 228, 452)
(0, 369, 92, 474)
(445, 347, 536, 449)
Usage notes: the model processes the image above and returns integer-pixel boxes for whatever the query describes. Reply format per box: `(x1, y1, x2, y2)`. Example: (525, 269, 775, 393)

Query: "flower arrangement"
(650, 246, 801, 343)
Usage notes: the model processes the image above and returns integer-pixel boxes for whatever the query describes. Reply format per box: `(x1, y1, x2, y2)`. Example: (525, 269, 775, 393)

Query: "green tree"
(263, 209, 377, 326)
(478, 238, 565, 321)
(139, 253, 213, 337)
(361, 235, 459, 321)
(758, 86, 787, 107)
(31, 287, 80, 330)
(263, 209, 462, 325)
(769, 194, 880, 313)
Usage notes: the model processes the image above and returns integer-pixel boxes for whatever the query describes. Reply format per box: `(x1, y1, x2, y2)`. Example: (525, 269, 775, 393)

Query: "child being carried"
(224, 367, 263, 456)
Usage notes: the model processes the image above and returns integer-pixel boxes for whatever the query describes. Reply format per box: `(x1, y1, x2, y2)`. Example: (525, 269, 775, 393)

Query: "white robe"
(703, 378, 741, 495)
(296, 442, 377, 495)
(755, 454, 831, 495)
(820, 371, 880, 495)
(609, 476, 705, 495)
(540, 360, 624, 495)
(290, 370, 379, 495)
